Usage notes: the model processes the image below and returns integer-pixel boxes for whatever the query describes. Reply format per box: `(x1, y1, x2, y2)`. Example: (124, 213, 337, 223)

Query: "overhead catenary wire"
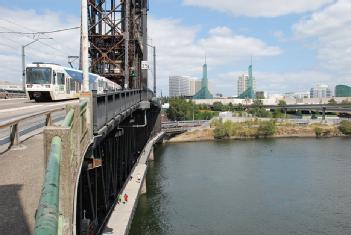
(0, 26, 80, 34)
(0, 26, 76, 59)
(0, 19, 80, 56)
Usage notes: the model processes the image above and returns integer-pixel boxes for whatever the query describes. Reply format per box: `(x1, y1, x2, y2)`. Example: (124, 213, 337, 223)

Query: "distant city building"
(195, 79, 214, 95)
(238, 64, 256, 99)
(310, 85, 332, 98)
(335, 85, 351, 97)
(255, 91, 267, 99)
(169, 75, 215, 98)
(169, 76, 197, 97)
(215, 93, 223, 98)
(0, 81, 22, 91)
(284, 92, 310, 99)
(193, 59, 213, 99)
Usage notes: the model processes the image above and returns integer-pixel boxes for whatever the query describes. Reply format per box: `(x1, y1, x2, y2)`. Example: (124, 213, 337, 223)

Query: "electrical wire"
(0, 26, 80, 34)
(0, 19, 79, 56)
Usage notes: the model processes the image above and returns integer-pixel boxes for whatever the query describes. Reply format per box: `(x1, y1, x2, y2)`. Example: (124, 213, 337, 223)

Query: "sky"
(0, 0, 350, 96)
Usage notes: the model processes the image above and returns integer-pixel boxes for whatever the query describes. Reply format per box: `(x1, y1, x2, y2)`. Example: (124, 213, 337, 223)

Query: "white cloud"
(0, 7, 80, 83)
(148, 19, 281, 94)
(0, 7, 282, 96)
(183, 0, 333, 17)
(293, 0, 351, 72)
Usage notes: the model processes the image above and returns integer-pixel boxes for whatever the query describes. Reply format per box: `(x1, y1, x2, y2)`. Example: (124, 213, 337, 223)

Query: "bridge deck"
(0, 134, 44, 235)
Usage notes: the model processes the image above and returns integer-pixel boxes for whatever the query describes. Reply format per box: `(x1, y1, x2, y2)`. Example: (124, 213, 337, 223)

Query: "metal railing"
(0, 107, 65, 148)
(34, 136, 62, 235)
(92, 89, 154, 133)
(161, 120, 208, 129)
(35, 100, 90, 235)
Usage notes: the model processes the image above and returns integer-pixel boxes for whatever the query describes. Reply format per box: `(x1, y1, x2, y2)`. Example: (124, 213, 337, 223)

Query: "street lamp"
(22, 37, 52, 91)
(146, 43, 156, 95)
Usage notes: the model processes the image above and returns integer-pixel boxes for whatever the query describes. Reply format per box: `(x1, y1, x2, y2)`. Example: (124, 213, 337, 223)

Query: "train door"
(57, 73, 65, 94)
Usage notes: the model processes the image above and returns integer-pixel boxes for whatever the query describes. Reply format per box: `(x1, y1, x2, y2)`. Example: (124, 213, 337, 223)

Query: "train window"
(57, 73, 65, 85)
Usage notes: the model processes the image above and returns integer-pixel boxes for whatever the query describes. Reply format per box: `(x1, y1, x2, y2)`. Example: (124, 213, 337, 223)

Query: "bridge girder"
(87, 0, 148, 90)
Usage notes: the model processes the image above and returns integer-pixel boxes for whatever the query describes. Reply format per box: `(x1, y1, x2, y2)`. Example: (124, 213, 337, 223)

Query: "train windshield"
(26, 67, 52, 84)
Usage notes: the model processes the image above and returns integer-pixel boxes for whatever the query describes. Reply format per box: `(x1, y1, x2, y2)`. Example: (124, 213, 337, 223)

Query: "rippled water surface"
(130, 138, 351, 235)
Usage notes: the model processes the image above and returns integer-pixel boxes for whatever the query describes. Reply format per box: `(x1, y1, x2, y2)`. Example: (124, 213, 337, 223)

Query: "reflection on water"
(130, 138, 351, 235)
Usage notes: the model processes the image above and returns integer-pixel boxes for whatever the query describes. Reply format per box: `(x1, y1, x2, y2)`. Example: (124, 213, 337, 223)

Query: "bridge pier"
(149, 146, 154, 161)
(322, 107, 326, 122)
(141, 178, 147, 195)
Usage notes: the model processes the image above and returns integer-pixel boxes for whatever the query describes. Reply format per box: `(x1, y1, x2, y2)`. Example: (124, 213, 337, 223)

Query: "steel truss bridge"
(32, 1, 162, 235)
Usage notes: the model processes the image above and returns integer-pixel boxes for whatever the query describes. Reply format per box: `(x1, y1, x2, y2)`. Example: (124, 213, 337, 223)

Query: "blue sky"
(0, 0, 350, 96)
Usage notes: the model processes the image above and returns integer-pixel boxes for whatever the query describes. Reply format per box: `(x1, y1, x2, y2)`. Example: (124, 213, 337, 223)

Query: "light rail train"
(25, 63, 121, 102)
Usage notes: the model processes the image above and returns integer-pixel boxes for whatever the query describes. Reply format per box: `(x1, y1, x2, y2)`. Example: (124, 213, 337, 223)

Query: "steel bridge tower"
(87, 0, 148, 90)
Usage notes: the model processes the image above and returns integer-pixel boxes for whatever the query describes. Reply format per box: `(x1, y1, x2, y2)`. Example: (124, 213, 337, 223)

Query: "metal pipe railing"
(0, 107, 65, 147)
(63, 109, 75, 128)
(34, 136, 62, 235)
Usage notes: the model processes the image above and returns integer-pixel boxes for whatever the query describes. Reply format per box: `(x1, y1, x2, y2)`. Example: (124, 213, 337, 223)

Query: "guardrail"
(35, 100, 91, 235)
(92, 89, 154, 133)
(161, 120, 208, 129)
(0, 107, 65, 148)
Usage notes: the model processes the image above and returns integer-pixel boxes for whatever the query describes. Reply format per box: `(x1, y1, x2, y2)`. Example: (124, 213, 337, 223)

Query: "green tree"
(166, 98, 193, 121)
(212, 102, 224, 111)
(235, 103, 245, 112)
(339, 120, 351, 135)
(328, 98, 337, 105)
(250, 99, 271, 117)
(278, 100, 287, 106)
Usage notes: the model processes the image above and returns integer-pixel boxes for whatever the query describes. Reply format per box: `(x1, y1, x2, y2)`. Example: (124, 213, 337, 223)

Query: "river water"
(130, 138, 351, 235)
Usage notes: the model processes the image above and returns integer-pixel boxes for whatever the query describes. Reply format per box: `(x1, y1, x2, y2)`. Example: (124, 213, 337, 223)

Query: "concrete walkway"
(0, 135, 44, 235)
(103, 132, 164, 235)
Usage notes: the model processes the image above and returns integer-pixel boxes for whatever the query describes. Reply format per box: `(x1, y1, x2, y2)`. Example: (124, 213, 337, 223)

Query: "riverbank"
(168, 122, 345, 143)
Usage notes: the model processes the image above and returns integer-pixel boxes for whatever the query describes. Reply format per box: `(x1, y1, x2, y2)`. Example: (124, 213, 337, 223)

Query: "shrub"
(257, 121, 276, 137)
(314, 127, 323, 137)
(213, 121, 229, 139)
(339, 120, 351, 135)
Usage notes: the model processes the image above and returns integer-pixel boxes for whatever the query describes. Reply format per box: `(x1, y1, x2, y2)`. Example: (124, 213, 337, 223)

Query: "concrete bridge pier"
(322, 107, 326, 122)
(149, 146, 154, 161)
(141, 178, 147, 195)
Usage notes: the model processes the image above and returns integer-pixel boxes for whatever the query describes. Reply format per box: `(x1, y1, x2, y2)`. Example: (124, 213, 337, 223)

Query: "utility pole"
(81, 0, 89, 92)
(153, 46, 156, 95)
(22, 38, 52, 91)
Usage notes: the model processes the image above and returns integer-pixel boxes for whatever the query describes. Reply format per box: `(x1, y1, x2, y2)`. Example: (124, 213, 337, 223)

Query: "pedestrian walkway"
(0, 134, 44, 235)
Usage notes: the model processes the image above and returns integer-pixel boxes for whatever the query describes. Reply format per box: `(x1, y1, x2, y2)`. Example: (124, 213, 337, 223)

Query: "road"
(0, 98, 78, 122)
(0, 98, 78, 151)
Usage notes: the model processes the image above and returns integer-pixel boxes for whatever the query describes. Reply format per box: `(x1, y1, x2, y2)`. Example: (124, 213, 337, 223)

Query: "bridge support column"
(322, 107, 326, 121)
(141, 178, 147, 195)
(149, 146, 154, 161)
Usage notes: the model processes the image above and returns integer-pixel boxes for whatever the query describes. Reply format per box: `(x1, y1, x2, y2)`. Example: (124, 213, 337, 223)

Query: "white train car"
(25, 63, 121, 102)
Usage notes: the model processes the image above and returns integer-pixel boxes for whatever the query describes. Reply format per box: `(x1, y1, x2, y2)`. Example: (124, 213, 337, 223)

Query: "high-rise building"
(310, 84, 332, 98)
(195, 79, 214, 95)
(193, 60, 213, 99)
(169, 76, 197, 97)
(237, 64, 256, 99)
(335, 85, 351, 97)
